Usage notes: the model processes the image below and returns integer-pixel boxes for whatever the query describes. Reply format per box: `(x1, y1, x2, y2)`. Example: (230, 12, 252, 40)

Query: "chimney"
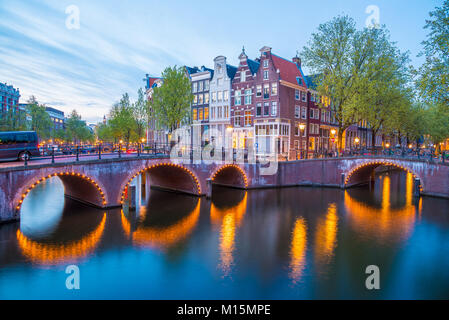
(293, 57, 301, 67)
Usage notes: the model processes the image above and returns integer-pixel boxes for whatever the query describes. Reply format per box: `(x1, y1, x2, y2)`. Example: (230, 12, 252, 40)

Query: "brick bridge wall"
(0, 156, 447, 223)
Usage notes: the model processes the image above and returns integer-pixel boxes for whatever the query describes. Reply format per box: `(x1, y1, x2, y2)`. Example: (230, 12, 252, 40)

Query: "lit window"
(204, 93, 209, 104)
(204, 107, 209, 120)
(271, 83, 277, 95)
(193, 108, 197, 121)
(199, 108, 203, 120)
(223, 90, 229, 101)
(244, 111, 251, 126)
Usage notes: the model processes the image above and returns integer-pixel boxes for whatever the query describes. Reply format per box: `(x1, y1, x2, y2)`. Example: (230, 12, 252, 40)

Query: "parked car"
(0, 131, 40, 161)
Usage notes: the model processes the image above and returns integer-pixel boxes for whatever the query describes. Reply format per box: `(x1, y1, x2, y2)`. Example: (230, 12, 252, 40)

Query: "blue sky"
(0, 0, 443, 123)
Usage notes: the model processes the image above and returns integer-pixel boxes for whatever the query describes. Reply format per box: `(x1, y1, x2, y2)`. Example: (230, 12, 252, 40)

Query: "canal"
(0, 170, 448, 299)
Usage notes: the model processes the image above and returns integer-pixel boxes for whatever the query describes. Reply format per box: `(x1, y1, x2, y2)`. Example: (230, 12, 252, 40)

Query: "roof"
(271, 54, 307, 88)
(304, 75, 320, 90)
(247, 59, 260, 75)
(147, 77, 162, 89)
(226, 64, 238, 79)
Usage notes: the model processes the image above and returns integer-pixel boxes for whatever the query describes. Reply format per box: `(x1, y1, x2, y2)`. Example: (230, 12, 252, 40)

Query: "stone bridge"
(0, 156, 448, 223)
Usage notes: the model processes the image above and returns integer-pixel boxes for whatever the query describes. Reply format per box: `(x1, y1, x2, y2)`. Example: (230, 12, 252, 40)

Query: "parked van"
(0, 131, 40, 161)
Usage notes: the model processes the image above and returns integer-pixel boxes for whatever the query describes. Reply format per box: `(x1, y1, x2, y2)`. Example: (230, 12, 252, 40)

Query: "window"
(193, 108, 197, 121)
(309, 123, 314, 133)
(295, 90, 300, 100)
(264, 102, 269, 116)
(241, 71, 246, 82)
(295, 106, 300, 118)
(295, 140, 299, 149)
(211, 107, 215, 120)
(223, 90, 229, 101)
(204, 92, 209, 104)
(224, 105, 229, 118)
(198, 81, 203, 92)
(295, 125, 299, 136)
(315, 110, 319, 119)
(310, 109, 314, 119)
(302, 91, 307, 102)
(256, 103, 262, 116)
(199, 108, 203, 120)
(321, 110, 326, 122)
(244, 89, 252, 105)
(271, 101, 277, 116)
(301, 106, 307, 119)
(234, 90, 241, 105)
(256, 85, 262, 97)
(271, 83, 277, 95)
(217, 91, 223, 102)
(234, 111, 241, 126)
(198, 94, 204, 105)
(205, 80, 209, 91)
(296, 77, 302, 86)
(244, 111, 251, 126)
(263, 84, 269, 99)
(217, 106, 222, 119)
(263, 70, 269, 80)
(192, 82, 197, 93)
(263, 60, 268, 68)
(193, 95, 198, 105)
(212, 92, 217, 102)
(204, 107, 209, 120)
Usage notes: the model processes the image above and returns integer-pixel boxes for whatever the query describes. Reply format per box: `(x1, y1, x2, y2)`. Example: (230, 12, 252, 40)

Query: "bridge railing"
(9, 143, 449, 167)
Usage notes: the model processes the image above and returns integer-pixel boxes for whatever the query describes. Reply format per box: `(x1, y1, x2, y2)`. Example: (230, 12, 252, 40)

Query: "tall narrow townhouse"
(253, 46, 308, 160)
(304, 75, 339, 157)
(209, 56, 237, 149)
(188, 66, 213, 147)
(231, 48, 260, 150)
(144, 75, 165, 144)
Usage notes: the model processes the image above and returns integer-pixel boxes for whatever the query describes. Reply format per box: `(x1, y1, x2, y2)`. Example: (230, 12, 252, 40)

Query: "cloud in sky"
(0, 0, 440, 123)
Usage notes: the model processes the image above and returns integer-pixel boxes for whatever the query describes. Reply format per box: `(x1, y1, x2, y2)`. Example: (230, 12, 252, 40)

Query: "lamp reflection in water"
(210, 192, 247, 277)
(16, 213, 106, 266)
(289, 217, 307, 284)
(344, 172, 418, 244)
(314, 203, 338, 272)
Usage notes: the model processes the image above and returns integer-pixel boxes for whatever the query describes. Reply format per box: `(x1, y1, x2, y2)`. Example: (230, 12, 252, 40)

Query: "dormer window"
(296, 77, 302, 85)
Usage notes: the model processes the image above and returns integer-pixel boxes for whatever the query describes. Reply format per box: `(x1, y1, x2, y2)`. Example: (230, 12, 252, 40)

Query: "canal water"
(0, 170, 448, 299)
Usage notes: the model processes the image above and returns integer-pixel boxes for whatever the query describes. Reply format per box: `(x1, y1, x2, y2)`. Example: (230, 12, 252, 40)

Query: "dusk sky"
(0, 0, 443, 123)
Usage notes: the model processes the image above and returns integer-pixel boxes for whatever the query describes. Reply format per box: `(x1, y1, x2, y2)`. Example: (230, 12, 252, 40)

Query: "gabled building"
(144, 75, 164, 144)
(209, 56, 237, 149)
(189, 66, 213, 147)
(231, 47, 259, 150)
(1, 83, 20, 114)
(252, 46, 308, 160)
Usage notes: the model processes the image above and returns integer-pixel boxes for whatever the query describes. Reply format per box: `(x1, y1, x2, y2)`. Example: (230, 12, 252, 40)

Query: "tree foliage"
(150, 66, 193, 132)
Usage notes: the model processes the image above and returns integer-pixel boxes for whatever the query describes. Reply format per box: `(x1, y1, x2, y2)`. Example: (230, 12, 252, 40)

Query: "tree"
(301, 16, 383, 152)
(0, 107, 27, 131)
(27, 97, 52, 140)
(133, 88, 150, 142)
(65, 110, 94, 144)
(96, 123, 113, 142)
(416, 0, 449, 109)
(425, 104, 449, 153)
(108, 94, 136, 147)
(150, 66, 193, 133)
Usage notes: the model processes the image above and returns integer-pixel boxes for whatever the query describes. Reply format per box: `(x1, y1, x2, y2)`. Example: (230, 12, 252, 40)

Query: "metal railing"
(8, 143, 449, 167)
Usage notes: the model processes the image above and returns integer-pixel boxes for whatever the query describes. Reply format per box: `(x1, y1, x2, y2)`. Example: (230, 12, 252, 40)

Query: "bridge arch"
(210, 164, 248, 188)
(15, 171, 108, 213)
(119, 162, 202, 204)
(344, 160, 422, 191)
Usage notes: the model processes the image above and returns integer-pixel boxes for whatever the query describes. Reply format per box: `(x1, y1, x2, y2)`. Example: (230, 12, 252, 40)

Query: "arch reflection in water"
(16, 177, 107, 266)
(121, 190, 201, 250)
(19, 177, 65, 238)
(289, 217, 307, 284)
(314, 203, 338, 272)
(344, 172, 418, 244)
(210, 188, 248, 277)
